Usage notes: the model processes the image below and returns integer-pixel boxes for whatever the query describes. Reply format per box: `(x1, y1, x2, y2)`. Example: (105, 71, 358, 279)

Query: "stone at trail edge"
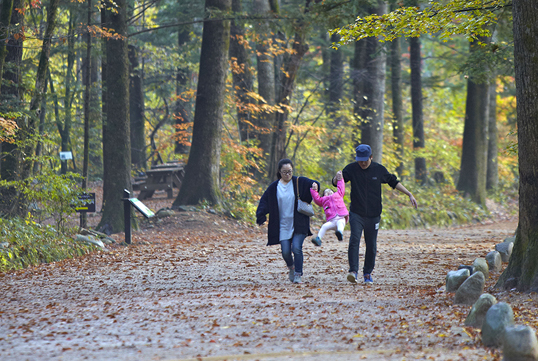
(481, 302, 514, 348)
(454, 271, 485, 305)
(473, 258, 489, 279)
(446, 269, 470, 292)
(464, 293, 497, 328)
(486, 251, 502, 272)
(502, 325, 538, 361)
(495, 242, 513, 263)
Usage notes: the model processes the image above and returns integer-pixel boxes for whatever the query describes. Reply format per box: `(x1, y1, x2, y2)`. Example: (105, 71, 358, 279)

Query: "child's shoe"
(347, 272, 358, 284)
(293, 274, 302, 284)
(335, 230, 343, 241)
(311, 236, 322, 246)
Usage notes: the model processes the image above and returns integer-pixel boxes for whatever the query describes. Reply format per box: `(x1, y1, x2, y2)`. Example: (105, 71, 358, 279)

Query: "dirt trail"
(0, 211, 525, 361)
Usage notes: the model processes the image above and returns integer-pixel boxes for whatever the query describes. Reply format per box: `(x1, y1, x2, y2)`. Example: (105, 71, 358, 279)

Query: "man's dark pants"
(348, 212, 381, 275)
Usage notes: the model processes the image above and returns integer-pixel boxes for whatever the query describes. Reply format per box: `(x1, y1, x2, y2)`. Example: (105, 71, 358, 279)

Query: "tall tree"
(253, 0, 276, 178)
(174, 25, 192, 155)
(268, 0, 310, 177)
(496, 0, 538, 293)
(230, 0, 254, 142)
(98, 0, 132, 233)
(361, 1, 387, 162)
(0, 0, 14, 95)
(486, 83, 498, 190)
(456, 37, 490, 207)
(409, 33, 426, 184)
(129, 45, 146, 170)
(327, 32, 345, 152)
(390, 35, 404, 177)
(173, 0, 232, 206)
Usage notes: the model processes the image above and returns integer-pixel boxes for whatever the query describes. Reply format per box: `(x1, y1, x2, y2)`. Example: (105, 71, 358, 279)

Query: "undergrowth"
(0, 216, 98, 272)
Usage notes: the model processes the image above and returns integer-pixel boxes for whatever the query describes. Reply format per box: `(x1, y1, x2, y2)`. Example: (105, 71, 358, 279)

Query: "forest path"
(0, 211, 522, 361)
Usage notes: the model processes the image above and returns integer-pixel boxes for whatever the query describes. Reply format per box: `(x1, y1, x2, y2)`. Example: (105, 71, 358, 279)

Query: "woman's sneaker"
(311, 236, 322, 247)
(293, 274, 302, 284)
(335, 230, 343, 241)
(363, 273, 374, 284)
(347, 272, 358, 284)
(288, 266, 295, 282)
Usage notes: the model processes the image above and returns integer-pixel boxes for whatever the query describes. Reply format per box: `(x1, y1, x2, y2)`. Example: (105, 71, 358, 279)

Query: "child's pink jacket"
(310, 178, 349, 222)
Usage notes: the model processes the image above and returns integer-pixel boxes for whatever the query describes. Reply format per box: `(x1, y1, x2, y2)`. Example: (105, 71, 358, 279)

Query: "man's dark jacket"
(338, 161, 399, 218)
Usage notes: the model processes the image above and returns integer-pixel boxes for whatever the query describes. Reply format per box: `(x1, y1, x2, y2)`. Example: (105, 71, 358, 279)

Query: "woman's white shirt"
(277, 179, 295, 241)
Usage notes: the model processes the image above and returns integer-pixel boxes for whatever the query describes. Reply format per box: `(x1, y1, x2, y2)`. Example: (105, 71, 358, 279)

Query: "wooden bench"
(134, 164, 185, 200)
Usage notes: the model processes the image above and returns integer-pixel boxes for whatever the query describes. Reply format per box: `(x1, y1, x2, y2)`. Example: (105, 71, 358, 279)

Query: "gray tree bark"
(496, 0, 538, 293)
(358, 0, 387, 163)
(173, 0, 232, 206)
(390, 35, 404, 178)
(486, 83, 498, 190)
(253, 0, 276, 177)
(129, 45, 146, 171)
(410, 35, 426, 184)
(230, 0, 254, 142)
(457, 38, 490, 207)
(98, 0, 132, 233)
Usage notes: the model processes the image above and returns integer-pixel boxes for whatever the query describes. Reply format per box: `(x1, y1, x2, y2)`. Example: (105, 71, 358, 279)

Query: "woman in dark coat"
(256, 159, 320, 284)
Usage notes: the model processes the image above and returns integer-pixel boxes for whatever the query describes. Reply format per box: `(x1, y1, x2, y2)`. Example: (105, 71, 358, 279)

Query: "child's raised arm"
(310, 182, 323, 206)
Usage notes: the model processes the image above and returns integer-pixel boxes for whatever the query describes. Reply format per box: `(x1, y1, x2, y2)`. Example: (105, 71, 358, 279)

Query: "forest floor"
(0, 187, 533, 361)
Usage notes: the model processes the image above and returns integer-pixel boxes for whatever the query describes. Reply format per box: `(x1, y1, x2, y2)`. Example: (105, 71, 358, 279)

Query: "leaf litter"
(0, 191, 532, 360)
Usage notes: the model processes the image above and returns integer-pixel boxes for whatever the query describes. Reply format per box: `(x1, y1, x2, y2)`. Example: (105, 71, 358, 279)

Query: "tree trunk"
(24, 0, 60, 179)
(58, 11, 76, 175)
(98, 0, 132, 234)
(230, 0, 254, 142)
(359, 1, 387, 163)
(174, 26, 192, 155)
(496, 0, 538, 293)
(0, 0, 14, 95)
(253, 0, 276, 177)
(0, 0, 24, 215)
(352, 38, 367, 152)
(409, 35, 426, 184)
(390, 35, 404, 178)
(1, 0, 23, 104)
(456, 38, 490, 207)
(81, 0, 93, 229)
(327, 32, 345, 151)
(129, 45, 146, 171)
(172, 0, 232, 206)
(486, 83, 498, 190)
(267, 0, 310, 178)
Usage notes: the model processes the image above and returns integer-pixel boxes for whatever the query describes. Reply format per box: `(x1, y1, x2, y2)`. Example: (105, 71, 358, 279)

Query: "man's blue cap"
(355, 144, 372, 161)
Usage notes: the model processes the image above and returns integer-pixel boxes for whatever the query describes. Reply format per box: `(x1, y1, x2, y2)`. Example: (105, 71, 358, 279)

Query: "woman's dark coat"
(256, 176, 320, 246)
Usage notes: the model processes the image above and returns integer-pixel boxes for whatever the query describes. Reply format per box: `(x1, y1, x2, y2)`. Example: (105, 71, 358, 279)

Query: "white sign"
(59, 151, 73, 160)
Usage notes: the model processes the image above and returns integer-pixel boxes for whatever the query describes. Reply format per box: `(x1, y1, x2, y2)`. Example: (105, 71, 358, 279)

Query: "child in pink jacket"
(310, 171, 349, 246)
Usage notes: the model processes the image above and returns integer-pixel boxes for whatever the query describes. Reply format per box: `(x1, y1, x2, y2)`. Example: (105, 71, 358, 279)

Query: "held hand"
(335, 171, 343, 181)
(409, 194, 418, 209)
(311, 182, 318, 191)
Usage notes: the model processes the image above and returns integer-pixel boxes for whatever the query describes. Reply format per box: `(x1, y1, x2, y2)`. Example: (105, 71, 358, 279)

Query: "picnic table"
(132, 163, 185, 200)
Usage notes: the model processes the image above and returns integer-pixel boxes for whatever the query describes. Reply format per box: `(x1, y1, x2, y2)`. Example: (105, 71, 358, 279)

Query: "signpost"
(123, 189, 154, 244)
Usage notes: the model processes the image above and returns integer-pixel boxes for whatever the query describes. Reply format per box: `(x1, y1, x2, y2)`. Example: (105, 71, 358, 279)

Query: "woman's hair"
(276, 158, 294, 179)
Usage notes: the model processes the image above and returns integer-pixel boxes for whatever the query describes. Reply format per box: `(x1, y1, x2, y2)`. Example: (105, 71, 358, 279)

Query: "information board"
(128, 198, 155, 218)
(75, 193, 96, 213)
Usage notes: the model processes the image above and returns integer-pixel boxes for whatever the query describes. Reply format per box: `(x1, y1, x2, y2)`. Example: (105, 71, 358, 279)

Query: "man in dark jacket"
(333, 144, 418, 284)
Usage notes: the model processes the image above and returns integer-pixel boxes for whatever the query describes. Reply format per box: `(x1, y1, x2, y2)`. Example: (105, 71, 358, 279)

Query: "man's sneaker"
(311, 236, 322, 247)
(363, 273, 374, 284)
(335, 230, 343, 241)
(347, 272, 358, 284)
(288, 266, 295, 282)
(293, 274, 302, 284)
